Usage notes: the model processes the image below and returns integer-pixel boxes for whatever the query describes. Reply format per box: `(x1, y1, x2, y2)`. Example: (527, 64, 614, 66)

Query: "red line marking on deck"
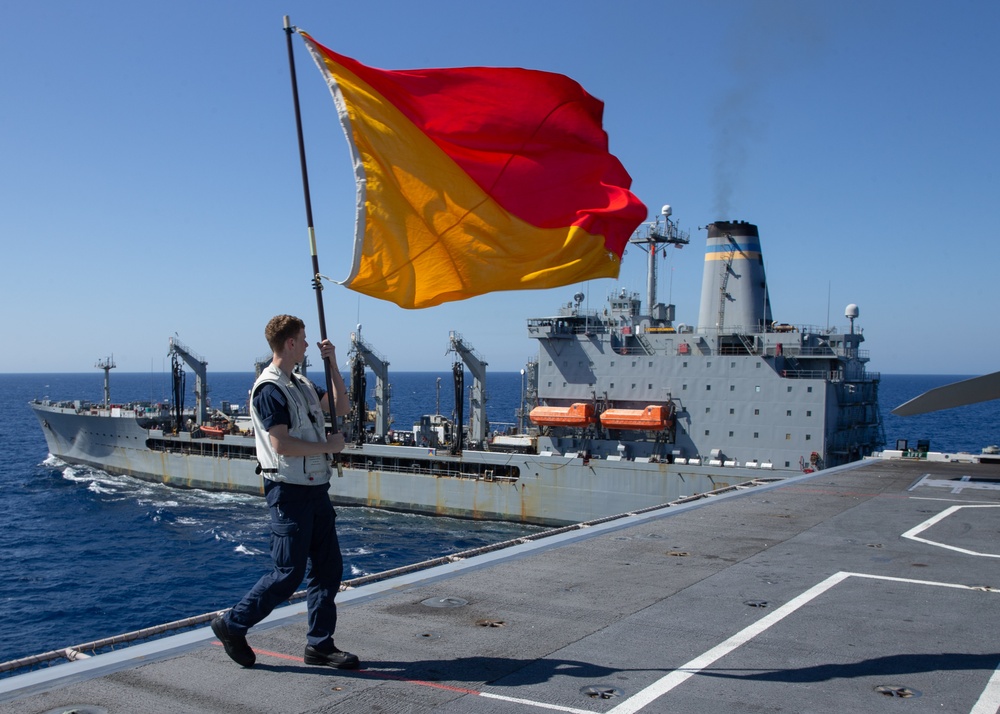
(212, 642, 594, 712)
(780, 486, 907, 498)
(211, 642, 480, 693)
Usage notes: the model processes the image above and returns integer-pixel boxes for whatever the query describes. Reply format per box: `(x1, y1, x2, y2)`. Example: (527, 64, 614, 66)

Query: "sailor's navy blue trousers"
(225, 479, 342, 651)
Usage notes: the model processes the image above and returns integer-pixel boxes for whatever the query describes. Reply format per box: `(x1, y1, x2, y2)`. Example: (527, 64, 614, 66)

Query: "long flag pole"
(283, 16, 342, 473)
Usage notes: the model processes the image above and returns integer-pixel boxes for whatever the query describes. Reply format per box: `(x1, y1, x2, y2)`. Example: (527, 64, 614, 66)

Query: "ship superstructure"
(528, 214, 883, 470)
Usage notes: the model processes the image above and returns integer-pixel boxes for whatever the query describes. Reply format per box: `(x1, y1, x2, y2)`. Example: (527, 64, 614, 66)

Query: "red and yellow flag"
(300, 32, 647, 309)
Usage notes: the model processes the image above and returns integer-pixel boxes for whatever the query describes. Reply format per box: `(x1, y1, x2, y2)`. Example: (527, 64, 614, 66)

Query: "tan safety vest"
(250, 365, 331, 485)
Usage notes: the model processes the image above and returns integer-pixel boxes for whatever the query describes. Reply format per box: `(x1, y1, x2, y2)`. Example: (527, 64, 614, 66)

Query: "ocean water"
(878, 374, 1000, 454)
(2, 371, 998, 664)
(0, 370, 531, 665)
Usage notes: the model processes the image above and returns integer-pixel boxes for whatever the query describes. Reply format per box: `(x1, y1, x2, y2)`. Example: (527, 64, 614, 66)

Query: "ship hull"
(32, 402, 762, 526)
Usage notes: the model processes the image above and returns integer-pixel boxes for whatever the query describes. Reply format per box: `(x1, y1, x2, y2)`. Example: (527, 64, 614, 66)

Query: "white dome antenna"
(845, 304, 859, 334)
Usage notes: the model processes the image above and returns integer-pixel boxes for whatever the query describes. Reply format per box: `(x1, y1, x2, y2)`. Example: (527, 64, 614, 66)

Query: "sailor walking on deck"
(212, 314, 359, 669)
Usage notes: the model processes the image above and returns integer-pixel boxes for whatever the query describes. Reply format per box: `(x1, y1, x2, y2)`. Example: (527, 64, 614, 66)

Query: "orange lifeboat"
(199, 425, 227, 439)
(599, 405, 673, 431)
(529, 403, 595, 428)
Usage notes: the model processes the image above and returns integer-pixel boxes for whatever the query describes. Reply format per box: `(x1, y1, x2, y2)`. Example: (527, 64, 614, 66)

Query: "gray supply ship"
(31, 212, 884, 526)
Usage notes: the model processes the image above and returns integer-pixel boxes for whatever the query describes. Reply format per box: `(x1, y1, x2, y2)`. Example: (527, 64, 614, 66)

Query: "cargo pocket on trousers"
(271, 519, 299, 537)
(269, 511, 300, 567)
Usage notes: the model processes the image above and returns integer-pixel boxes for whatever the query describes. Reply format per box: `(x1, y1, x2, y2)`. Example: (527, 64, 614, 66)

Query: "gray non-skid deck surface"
(6, 458, 1000, 713)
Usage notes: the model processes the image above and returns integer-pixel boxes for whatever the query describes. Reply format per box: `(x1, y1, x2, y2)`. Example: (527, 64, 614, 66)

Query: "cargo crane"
(448, 331, 488, 448)
(168, 337, 208, 426)
(349, 326, 391, 443)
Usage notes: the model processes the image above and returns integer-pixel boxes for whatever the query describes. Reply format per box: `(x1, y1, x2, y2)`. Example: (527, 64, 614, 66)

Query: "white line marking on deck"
(970, 662, 1000, 714)
(480, 691, 594, 713)
(605, 571, 1000, 714)
(902, 504, 1000, 557)
(910, 474, 1000, 495)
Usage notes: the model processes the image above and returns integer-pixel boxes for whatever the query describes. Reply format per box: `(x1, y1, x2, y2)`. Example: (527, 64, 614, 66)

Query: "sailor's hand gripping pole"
(285, 15, 343, 477)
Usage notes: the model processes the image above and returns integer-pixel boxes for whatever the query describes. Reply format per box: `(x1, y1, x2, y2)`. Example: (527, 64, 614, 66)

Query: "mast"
(95, 356, 116, 408)
(628, 204, 689, 317)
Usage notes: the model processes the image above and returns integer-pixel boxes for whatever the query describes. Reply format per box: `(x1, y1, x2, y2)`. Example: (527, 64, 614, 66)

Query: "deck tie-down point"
(581, 685, 623, 699)
(874, 685, 920, 698)
(421, 597, 468, 608)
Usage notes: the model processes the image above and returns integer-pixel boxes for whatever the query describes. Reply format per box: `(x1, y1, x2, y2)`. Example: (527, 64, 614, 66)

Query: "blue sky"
(3, 1, 997, 375)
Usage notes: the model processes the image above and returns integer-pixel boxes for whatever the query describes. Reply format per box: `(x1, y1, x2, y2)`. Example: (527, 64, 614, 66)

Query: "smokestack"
(697, 221, 772, 333)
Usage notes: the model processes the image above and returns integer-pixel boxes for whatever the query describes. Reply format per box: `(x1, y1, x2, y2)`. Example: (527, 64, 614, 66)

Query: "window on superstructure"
(755, 386, 761, 392)
(785, 461, 790, 467)
(632, 361, 637, 367)
(705, 430, 710, 436)
(547, 381, 552, 387)
(806, 410, 812, 417)
(754, 432, 759, 438)
(731, 362, 736, 368)
(754, 409, 759, 415)
(706, 407, 710, 413)
(785, 433, 791, 440)
(649, 362, 653, 367)
(729, 431, 734, 437)
(787, 386, 793, 393)
(648, 384, 653, 389)
(806, 434, 812, 441)
(807, 386, 813, 392)
(683, 361, 688, 367)
(786, 410, 792, 417)
(706, 385, 711, 391)
(683, 384, 688, 390)
(707, 361, 712, 367)
(631, 383, 636, 389)
(756, 362, 761, 368)
(611, 361, 615, 367)
(729, 408, 735, 415)
(730, 385, 735, 392)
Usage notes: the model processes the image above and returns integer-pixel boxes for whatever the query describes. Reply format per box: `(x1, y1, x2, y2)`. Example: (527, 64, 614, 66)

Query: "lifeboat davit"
(529, 403, 595, 428)
(599, 405, 673, 431)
